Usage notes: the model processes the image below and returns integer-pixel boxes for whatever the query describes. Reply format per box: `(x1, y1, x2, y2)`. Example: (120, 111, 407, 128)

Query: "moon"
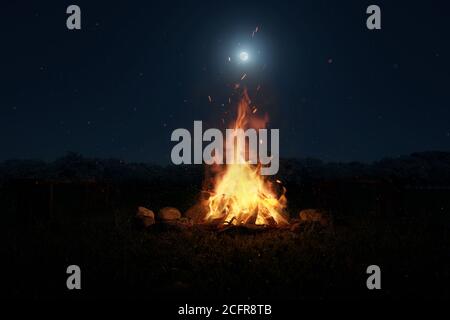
(239, 51, 249, 62)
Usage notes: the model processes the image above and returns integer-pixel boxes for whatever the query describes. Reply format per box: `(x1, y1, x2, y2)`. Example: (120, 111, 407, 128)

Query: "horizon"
(1, 149, 449, 167)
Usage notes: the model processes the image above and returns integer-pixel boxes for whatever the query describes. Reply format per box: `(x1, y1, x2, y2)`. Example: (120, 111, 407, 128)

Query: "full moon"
(239, 51, 249, 61)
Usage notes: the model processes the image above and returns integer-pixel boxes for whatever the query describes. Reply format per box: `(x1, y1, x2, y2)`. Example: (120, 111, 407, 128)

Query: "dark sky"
(1, 0, 449, 164)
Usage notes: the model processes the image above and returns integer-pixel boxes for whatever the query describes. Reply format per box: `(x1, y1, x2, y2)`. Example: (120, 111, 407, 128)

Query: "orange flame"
(204, 89, 288, 226)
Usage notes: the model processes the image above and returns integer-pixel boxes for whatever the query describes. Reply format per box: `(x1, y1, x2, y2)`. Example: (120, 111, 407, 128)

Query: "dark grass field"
(2, 153, 450, 300)
(3, 207, 450, 300)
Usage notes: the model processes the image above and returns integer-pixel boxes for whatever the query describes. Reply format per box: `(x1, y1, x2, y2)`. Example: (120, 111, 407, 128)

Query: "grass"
(3, 206, 450, 300)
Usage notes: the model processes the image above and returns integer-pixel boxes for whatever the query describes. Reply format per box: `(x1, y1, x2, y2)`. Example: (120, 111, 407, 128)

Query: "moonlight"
(239, 51, 249, 61)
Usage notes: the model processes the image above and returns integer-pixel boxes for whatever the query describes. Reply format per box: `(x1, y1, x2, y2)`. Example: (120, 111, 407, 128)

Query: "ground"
(3, 208, 450, 300)
(2, 155, 450, 299)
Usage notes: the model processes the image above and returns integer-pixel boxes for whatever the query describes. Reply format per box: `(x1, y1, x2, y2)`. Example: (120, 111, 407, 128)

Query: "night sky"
(2, 0, 449, 164)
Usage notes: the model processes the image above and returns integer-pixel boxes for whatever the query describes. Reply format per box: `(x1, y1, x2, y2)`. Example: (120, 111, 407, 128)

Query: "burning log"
(218, 223, 272, 234)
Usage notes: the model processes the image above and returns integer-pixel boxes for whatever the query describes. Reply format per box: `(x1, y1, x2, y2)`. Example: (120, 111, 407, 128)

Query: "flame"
(204, 89, 288, 226)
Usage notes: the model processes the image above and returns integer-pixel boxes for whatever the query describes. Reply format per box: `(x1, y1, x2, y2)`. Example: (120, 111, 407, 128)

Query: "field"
(3, 209, 450, 299)
(2, 153, 450, 300)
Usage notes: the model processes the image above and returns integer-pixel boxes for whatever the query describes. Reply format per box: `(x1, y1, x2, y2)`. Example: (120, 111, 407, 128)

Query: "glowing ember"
(204, 89, 288, 226)
(252, 26, 259, 38)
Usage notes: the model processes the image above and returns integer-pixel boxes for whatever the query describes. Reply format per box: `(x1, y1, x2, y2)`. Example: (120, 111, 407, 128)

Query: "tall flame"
(204, 89, 288, 226)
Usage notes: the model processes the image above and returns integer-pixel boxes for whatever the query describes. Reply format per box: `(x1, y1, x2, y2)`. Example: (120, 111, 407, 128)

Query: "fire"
(204, 89, 288, 226)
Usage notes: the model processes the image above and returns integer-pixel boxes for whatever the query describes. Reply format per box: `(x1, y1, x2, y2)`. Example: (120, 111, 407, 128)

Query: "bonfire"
(203, 89, 288, 226)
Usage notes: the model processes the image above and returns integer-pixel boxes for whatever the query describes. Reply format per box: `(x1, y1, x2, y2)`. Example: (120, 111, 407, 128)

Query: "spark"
(252, 26, 259, 37)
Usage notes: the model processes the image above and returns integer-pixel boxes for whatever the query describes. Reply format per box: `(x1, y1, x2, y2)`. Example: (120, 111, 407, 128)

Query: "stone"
(184, 201, 209, 223)
(290, 222, 303, 233)
(136, 206, 155, 227)
(158, 207, 181, 221)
